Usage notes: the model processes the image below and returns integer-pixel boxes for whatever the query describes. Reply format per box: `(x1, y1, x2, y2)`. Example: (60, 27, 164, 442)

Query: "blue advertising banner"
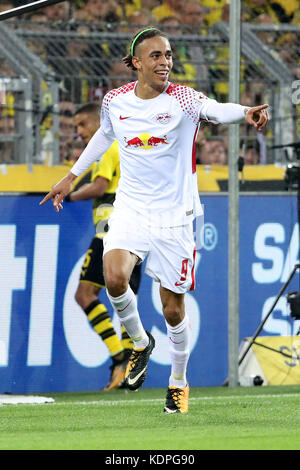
(0, 194, 299, 393)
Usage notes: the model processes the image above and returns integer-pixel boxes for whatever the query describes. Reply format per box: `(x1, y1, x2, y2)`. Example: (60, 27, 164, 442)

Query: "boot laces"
(128, 350, 141, 372)
(171, 388, 184, 407)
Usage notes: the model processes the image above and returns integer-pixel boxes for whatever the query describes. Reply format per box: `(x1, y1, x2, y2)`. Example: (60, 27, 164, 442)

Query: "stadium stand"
(0, 0, 300, 189)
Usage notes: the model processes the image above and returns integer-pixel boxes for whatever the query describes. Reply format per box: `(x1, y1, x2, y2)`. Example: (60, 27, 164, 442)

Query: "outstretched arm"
(203, 100, 269, 131)
(39, 126, 114, 212)
(67, 176, 109, 201)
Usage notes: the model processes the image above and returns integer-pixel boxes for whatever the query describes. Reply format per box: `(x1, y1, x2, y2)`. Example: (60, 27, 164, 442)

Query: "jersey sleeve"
(166, 84, 218, 125)
(170, 86, 246, 125)
(91, 141, 119, 183)
(100, 92, 115, 136)
(71, 126, 115, 177)
(193, 92, 221, 124)
(200, 99, 247, 124)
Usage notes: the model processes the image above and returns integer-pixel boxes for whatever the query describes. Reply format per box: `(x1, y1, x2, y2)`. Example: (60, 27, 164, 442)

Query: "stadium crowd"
(0, 0, 300, 165)
(4, 0, 300, 26)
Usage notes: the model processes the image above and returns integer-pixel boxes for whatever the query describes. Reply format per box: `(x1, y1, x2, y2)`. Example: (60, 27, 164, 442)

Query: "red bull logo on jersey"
(155, 113, 172, 124)
(124, 133, 169, 150)
(124, 136, 144, 148)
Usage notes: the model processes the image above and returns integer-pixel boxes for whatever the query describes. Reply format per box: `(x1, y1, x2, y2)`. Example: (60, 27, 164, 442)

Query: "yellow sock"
(84, 300, 123, 358)
(120, 324, 134, 351)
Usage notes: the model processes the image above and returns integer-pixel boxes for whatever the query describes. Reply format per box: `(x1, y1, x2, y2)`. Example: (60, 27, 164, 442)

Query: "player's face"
(74, 112, 99, 145)
(134, 36, 173, 92)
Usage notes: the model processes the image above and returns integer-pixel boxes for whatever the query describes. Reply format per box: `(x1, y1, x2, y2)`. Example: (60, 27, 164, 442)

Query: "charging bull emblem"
(124, 134, 169, 150)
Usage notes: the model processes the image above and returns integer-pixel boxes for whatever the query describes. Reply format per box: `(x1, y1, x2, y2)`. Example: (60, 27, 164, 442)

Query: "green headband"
(130, 27, 157, 56)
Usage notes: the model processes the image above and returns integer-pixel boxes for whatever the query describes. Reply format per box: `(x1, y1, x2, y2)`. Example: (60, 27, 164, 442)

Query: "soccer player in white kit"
(40, 27, 269, 414)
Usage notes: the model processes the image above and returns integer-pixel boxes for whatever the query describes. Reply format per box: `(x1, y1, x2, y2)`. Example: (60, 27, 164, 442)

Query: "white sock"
(106, 286, 149, 349)
(166, 315, 190, 388)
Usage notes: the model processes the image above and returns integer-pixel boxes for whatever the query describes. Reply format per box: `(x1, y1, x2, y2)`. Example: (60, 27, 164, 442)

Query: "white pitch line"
(54, 393, 300, 407)
(1, 393, 299, 407)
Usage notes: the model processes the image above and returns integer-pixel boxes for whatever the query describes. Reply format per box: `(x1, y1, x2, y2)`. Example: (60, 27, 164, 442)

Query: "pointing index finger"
(39, 192, 53, 206)
(252, 104, 269, 111)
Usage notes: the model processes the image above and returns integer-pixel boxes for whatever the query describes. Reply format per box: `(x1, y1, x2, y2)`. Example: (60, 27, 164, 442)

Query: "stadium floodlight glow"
(0, 0, 66, 21)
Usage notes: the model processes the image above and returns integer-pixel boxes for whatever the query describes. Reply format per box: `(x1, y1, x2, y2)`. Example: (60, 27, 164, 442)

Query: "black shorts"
(80, 236, 142, 295)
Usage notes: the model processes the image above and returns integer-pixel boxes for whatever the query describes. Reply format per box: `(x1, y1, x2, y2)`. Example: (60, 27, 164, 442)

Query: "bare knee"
(160, 287, 185, 326)
(163, 305, 184, 326)
(103, 250, 136, 297)
(75, 283, 100, 310)
(105, 270, 128, 297)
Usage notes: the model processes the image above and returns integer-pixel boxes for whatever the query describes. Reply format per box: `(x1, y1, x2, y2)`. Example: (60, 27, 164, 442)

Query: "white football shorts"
(103, 209, 196, 294)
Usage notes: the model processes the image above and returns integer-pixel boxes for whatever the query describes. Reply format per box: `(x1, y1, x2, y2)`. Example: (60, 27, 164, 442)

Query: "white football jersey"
(100, 81, 217, 227)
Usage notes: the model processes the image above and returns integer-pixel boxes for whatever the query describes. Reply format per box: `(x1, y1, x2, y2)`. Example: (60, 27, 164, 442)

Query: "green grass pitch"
(0, 385, 299, 450)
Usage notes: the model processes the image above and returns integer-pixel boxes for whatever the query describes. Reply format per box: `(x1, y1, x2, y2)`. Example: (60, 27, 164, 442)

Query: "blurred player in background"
(66, 102, 141, 391)
(40, 27, 269, 413)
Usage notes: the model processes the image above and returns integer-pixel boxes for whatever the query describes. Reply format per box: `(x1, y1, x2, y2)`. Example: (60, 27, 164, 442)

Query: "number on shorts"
(81, 249, 92, 277)
(180, 259, 189, 282)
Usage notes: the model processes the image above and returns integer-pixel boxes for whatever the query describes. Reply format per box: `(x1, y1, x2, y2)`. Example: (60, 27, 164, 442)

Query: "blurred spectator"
(66, 24, 91, 59)
(87, 84, 106, 104)
(0, 115, 14, 135)
(0, 2, 14, 14)
(221, 2, 230, 22)
(106, 61, 135, 89)
(73, 1, 90, 21)
(180, 0, 206, 30)
(63, 24, 104, 103)
(244, 0, 299, 23)
(59, 101, 75, 163)
(152, 0, 185, 21)
(65, 137, 86, 163)
(81, 0, 120, 23)
(158, 16, 197, 88)
(240, 140, 261, 165)
(159, 15, 180, 34)
(200, 0, 227, 26)
(253, 12, 277, 45)
(0, 114, 14, 163)
(141, 0, 161, 11)
(0, 60, 15, 78)
(25, 11, 48, 23)
(127, 9, 155, 29)
(116, 0, 142, 21)
(194, 128, 206, 164)
(73, 138, 86, 162)
(44, 2, 70, 22)
(23, 12, 48, 56)
(276, 32, 297, 64)
(199, 139, 227, 165)
(240, 86, 256, 108)
(240, 81, 267, 164)
(87, 61, 135, 101)
(177, 1, 209, 90)
(1, 90, 14, 117)
(243, 0, 270, 22)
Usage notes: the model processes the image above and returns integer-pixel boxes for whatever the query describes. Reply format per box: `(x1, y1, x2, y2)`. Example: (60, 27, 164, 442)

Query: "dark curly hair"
(123, 27, 168, 71)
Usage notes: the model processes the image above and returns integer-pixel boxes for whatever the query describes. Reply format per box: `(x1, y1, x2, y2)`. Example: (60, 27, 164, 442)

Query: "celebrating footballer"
(40, 27, 269, 414)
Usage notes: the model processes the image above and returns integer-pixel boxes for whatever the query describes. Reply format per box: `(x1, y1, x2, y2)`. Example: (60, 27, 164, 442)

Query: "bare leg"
(160, 286, 189, 388)
(75, 281, 125, 362)
(75, 282, 100, 310)
(104, 249, 148, 348)
(159, 286, 185, 326)
(103, 249, 138, 297)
